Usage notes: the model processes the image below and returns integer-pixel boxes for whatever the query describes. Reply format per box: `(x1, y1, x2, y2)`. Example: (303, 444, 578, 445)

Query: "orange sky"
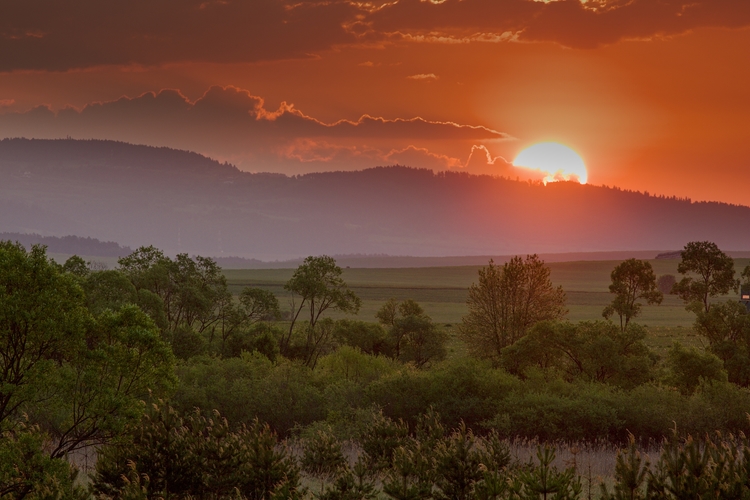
(1, 0, 749, 205)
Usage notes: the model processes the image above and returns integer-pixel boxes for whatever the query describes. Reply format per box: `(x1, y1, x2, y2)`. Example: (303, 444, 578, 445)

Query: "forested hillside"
(2, 138, 749, 259)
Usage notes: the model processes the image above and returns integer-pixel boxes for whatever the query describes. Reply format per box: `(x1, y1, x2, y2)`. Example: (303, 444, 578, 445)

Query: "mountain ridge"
(1, 138, 748, 260)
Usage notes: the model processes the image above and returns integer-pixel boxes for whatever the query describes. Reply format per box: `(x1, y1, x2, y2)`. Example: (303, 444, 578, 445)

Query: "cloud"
(460, 144, 546, 180)
(279, 142, 463, 172)
(385, 145, 463, 169)
(0, 86, 505, 173)
(0, 99, 15, 108)
(1, 0, 748, 70)
(366, 0, 750, 49)
(0, 0, 362, 71)
(407, 73, 439, 80)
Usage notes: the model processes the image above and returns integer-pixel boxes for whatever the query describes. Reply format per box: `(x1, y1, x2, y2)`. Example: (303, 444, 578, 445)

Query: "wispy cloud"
(407, 73, 439, 80)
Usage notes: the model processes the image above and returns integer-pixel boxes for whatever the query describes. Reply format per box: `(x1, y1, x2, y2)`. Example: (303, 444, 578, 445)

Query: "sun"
(513, 142, 588, 185)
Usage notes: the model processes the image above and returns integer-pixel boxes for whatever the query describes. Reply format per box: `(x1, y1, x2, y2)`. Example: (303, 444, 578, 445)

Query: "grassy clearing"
(224, 258, 749, 347)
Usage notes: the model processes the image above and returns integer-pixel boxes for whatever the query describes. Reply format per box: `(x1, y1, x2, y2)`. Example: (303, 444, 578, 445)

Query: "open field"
(225, 258, 750, 354)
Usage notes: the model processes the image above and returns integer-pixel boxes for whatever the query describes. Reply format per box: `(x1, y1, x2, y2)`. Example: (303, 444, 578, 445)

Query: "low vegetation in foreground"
(2, 239, 750, 499)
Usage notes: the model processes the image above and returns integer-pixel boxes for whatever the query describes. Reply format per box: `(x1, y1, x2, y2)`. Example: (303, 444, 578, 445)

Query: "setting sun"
(513, 142, 588, 185)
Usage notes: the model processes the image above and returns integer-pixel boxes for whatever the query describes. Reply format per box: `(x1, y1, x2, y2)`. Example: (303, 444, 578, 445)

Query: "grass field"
(225, 258, 750, 354)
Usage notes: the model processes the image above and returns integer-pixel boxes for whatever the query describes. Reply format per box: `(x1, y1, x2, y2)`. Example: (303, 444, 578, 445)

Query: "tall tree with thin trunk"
(281, 256, 361, 363)
(603, 259, 663, 331)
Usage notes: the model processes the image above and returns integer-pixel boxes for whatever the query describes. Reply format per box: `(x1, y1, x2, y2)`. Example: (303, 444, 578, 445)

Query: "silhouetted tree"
(672, 241, 738, 312)
(602, 259, 663, 331)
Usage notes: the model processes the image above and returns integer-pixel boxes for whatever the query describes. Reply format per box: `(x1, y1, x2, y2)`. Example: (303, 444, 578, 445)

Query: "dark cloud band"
(1, 0, 748, 71)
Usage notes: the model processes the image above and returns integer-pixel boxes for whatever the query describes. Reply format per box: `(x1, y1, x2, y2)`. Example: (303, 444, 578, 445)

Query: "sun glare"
(513, 142, 588, 184)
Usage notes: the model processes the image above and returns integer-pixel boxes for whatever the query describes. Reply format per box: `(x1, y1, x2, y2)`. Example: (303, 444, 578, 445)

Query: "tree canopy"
(672, 241, 738, 312)
(602, 259, 663, 331)
(459, 255, 567, 362)
(282, 255, 361, 363)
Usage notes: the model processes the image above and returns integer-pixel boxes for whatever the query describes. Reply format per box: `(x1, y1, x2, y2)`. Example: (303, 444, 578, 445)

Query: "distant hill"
(0, 232, 132, 257)
(1, 138, 749, 260)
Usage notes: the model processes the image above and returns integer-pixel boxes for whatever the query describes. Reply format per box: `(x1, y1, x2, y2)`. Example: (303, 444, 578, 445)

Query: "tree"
(692, 300, 750, 386)
(239, 287, 281, 326)
(392, 314, 447, 369)
(672, 241, 738, 313)
(281, 256, 361, 359)
(459, 256, 567, 362)
(118, 246, 234, 353)
(501, 320, 654, 388)
(42, 305, 176, 458)
(0, 242, 175, 464)
(0, 242, 89, 427)
(602, 259, 663, 330)
(665, 343, 727, 395)
(375, 299, 446, 367)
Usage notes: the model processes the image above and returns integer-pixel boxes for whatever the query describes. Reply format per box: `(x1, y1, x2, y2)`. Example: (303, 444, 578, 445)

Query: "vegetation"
(602, 259, 662, 331)
(3, 237, 750, 498)
(459, 255, 567, 363)
(672, 241, 738, 312)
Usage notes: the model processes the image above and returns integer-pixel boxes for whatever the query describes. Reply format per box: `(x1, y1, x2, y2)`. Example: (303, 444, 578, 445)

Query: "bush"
(173, 353, 325, 435)
(665, 343, 727, 395)
(93, 401, 302, 500)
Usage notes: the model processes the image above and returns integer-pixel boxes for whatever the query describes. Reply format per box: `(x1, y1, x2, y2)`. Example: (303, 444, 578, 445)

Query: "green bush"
(93, 401, 302, 500)
(173, 353, 326, 435)
(665, 343, 727, 395)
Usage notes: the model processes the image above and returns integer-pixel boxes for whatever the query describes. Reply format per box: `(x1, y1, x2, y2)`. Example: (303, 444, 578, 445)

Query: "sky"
(1, 0, 749, 206)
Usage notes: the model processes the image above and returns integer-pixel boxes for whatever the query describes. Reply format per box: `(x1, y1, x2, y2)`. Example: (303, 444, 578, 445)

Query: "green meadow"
(225, 257, 750, 355)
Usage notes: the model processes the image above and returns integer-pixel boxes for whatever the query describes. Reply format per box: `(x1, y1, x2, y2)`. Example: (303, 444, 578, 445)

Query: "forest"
(2, 239, 750, 499)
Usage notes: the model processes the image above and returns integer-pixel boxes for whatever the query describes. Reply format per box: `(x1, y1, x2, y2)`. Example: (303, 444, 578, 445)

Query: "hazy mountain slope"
(0, 232, 132, 257)
(1, 138, 748, 259)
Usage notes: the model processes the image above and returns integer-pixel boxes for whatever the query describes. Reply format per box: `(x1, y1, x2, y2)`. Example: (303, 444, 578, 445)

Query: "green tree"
(672, 241, 738, 313)
(376, 299, 446, 367)
(665, 343, 727, 395)
(333, 319, 390, 356)
(502, 320, 654, 388)
(41, 305, 176, 458)
(0, 242, 89, 427)
(0, 242, 175, 464)
(602, 259, 663, 331)
(61, 254, 90, 278)
(459, 256, 567, 363)
(282, 256, 361, 361)
(239, 287, 281, 325)
(81, 269, 138, 316)
(692, 300, 750, 386)
(118, 246, 235, 356)
(515, 447, 581, 500)
(600, 434, 649, 500)
(392, 315, 447, 368)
